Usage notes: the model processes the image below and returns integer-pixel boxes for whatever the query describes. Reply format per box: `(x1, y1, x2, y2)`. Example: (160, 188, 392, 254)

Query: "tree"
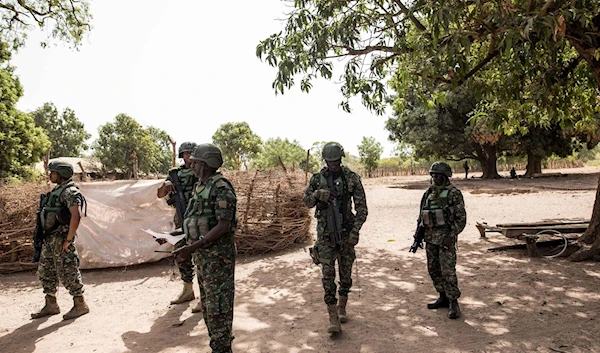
(212, 122, 262, 170)
(357, 136, 383, 177)
(0, 0, 92, 51)
(31, 102, 91, 158)
(146, 126, 172, 174)
(257, 1, 600, 260)
(386, 89, 510, 178)
(253, 138, 317, 171)
(0, 42, 49, 177)
(93, 114, 166, 177)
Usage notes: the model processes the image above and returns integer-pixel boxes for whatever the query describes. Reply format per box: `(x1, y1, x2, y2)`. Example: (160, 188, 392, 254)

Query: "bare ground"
(2, 167, 600, 353)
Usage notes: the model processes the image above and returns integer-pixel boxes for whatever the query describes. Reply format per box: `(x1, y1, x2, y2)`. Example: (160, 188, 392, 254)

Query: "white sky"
(12, 0, 395, 157)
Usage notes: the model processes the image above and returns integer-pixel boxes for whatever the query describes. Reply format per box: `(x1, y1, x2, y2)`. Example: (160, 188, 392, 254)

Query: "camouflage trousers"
(174, 215, 194, 283)
(37, 234, 84, 296)
(316, 239, 356, 305)
(174, 239, 194, 283)
(426, 242, 461, 300)
(193, 244, 235, 353)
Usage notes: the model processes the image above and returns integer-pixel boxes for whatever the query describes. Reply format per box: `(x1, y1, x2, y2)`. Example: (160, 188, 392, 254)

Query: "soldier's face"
(431, 173, 445, 185)
(326, 159, 342, 173)
(49, 171, 59, 183)
(182, 151, 192, 166)
(191, 160, 205, 178)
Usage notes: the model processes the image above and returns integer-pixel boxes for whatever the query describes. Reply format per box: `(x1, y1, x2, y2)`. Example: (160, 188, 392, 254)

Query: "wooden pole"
(304, 149, 310, 184)
(167, 135, 177, 167)
(131, 151, 138, 180)
(77, 161, 88, 182)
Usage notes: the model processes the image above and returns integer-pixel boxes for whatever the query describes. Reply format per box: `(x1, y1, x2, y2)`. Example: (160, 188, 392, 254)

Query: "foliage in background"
(31, 102, 91, 158)
(93, 114, 170, 176)
(253, 138, 318, 172)
(357, 136, 383, 177)
(0, 42, 49, 178)
(212, 122, 262, 170)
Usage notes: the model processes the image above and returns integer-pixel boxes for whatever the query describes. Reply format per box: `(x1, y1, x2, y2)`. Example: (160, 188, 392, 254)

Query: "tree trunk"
(524, 151, 542, 177)
(475, 144, 501, 179)
(568, 175, 600, 261)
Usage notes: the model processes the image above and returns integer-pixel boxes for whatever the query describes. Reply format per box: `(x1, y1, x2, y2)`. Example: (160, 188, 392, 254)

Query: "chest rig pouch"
(41, 180, 83, 232)
(421, 189, 450, 227)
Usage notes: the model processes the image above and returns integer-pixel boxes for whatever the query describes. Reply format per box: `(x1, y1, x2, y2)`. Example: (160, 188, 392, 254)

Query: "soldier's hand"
(441, 235, 456, 250)
(313, 189, 331, 202)
(62, 240, 72, 253)
(163, 181, 174, 193)
(173, 244, 194, 262)
(347, 229, 359, 246)
(155, 238, 168, 245)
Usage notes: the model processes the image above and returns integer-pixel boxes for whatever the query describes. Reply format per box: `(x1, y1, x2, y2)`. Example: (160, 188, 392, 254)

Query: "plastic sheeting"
(75, 180, 176, 269)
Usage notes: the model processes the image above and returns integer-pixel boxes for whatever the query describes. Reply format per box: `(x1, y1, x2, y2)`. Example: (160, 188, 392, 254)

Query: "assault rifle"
(325, 174, 344, 247)
(168, 169, 188, 225)
(409, 223, 425, 253)
(33, 193, 48, 263)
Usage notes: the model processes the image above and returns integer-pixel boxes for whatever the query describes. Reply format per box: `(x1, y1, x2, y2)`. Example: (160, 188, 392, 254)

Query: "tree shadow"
(121, 302, 206, 353)
(0, 316, 73, 353)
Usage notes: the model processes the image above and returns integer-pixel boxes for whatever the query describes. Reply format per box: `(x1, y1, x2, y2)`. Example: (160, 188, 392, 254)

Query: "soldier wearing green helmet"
(157, 141, 199, 306)
(303, 141, 368, 333)
(173, 143, 237, 353)
(411, 161, 466, 320)
(31, 160, 90, 321)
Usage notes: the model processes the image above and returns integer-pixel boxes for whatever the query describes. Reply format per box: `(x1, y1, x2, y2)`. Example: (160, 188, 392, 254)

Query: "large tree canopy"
(0, 0, 92, 51)
(258, 0, 600, 260)
(212, 122, 262, 170)
(31, 102, 91, 158)
(253, 137, 317, 171)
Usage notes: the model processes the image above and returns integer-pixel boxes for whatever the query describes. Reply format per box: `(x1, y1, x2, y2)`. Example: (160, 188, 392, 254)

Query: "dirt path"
(2, 170, 600, 353)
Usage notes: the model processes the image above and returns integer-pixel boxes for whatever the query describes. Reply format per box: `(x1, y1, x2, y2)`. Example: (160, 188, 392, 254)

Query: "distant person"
(157, 142, 199, 306)
(173, 144, 237, 353)
(463, 160, 469, 179)
(510, 167, 517, 179)
(409, 162, 467, 319)
(303, 142, 368, 333)
(31, 160, 89, 320)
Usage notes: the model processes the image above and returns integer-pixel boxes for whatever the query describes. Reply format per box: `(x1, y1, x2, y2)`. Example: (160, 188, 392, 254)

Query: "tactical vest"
(182, 174, 236, 244)
(42, 180, 78, 232)
(421, 189, 450, 227)
(315, 171, 353, 226)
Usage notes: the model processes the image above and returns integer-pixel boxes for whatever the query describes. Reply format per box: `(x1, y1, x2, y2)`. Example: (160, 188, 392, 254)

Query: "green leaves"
(31, 102, 91, 159)
(212, 122, 262, 170)
(357, 136, 383, 175)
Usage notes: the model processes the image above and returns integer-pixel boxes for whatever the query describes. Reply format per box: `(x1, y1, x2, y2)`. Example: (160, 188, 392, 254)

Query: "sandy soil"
(2, 167, 600, 353)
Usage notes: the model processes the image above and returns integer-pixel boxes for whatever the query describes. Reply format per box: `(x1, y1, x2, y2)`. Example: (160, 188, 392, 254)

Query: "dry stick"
(0, 243, 27, 257)
(243, 171, 259, 233)
(304, 149, 310, 185)
(1, 227, 35, 238)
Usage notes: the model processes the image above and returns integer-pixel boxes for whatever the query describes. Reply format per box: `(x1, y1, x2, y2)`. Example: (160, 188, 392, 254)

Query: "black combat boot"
(427, 292, 449, 309)
(448, 299, 461, 319)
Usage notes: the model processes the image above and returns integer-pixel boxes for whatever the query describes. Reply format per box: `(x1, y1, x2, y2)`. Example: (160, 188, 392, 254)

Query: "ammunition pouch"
(309, 246, 320, 265)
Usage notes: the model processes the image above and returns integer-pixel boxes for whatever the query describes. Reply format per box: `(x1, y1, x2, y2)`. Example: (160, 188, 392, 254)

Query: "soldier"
(157, 141, 199, 306)
(173, 144, 237, 353)
(31, 160, 89, 320)
(410, 161, 466, 319)
(303, 142, 368, 333)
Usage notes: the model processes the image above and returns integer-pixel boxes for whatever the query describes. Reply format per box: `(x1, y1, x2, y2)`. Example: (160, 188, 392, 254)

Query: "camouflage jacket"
(417, 183, 466, 245)
(303, 166, 368, 241)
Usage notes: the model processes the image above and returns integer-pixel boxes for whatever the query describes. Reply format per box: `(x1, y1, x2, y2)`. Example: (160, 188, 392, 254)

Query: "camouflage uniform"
(304, 166, 368, 305)
(418, 182, 466, 300)
(165, 165, 198, 283)
(183, 172, 237, 353)
(38, 179, 85, 296)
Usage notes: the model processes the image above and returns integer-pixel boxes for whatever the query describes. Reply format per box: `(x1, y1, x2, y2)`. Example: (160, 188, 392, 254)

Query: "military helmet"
(48, 160, 74, 179)
(429, 161, 452, 177)
(190, 143, 223, 169)
(322, 142, 345, 161)
(178, 141, 197, 158)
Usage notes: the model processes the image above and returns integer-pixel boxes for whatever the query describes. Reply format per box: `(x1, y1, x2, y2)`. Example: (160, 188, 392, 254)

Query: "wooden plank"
(496, 220, 589, 228)
(502, 224, 588, 238)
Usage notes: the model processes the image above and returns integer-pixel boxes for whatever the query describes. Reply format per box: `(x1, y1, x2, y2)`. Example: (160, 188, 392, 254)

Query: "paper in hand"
(143, 228, 185, 245)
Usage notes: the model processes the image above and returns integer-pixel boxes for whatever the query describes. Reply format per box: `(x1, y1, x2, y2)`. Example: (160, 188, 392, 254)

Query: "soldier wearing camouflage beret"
(303, 142, 368, 333)
(31, 160, 89, 321)
(157, 141, 199, 306)
(173, 143, 237, 353)
(411, 161, 467, 319)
